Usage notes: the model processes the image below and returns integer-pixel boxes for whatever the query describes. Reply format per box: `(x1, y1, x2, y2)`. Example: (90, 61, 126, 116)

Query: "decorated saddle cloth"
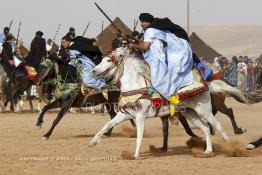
(119, 64, 208, 113)
(54, 61, 82, 99)
(53, 61, 109, 100)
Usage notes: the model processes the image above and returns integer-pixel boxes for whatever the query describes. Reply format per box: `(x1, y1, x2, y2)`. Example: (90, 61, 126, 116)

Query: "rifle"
(16, 21, 21, 46)
(8, 19, 13, 31)
(82, 21, 91, 37)
(133, 19, 138, 32)
(94, 2, 122, 35)
(50, 24, 61, 47)
(94, 2, 135, 45)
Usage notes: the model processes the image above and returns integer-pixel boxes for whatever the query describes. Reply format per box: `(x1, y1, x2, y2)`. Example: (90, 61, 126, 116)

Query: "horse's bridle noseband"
(94, 52, 124, 84)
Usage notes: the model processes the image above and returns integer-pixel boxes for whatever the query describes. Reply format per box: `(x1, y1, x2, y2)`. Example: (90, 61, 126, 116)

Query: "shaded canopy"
(96, 17, 132, 53)
(189, 32, 222, 63)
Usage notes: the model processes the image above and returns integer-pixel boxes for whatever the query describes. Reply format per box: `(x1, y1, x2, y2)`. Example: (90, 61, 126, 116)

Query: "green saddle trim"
(55, 82, 80, 100)
(53, 61, 82, 99)
(148, 87, 156, 94)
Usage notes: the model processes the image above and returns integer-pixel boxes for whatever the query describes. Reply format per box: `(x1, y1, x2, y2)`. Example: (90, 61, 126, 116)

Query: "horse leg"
(36, 99, 61, 128)
(212, 94, 246, 134)
(134, 111, 147, 159)
(26, 87, 34, 113)
(103, 102, 136, 136)
(7, 81, 15, 112)
(194, 94, 229, 141)
(3, 100, 8, 111)
(181, 109, 213, 154)
(246, 137, 262, 150)
(37, 99, 42, 113)
(160, 116, 169, 152)
(129, 119, 136, 127)
(90, 112, 129, 146)
(103, 102, 116, 136)
(176, 112, 199, 137)
(42, 96, 74, 139)
(220, 106, 246, 134)
(0, 101, 3, 112)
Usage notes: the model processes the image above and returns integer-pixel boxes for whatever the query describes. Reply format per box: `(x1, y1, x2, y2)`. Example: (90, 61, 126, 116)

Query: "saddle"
(24, 66, 37, 80)
(118, 66, 209, 114)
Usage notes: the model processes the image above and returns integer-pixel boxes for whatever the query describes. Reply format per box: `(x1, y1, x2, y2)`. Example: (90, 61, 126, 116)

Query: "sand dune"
(191, 25, 262, 58)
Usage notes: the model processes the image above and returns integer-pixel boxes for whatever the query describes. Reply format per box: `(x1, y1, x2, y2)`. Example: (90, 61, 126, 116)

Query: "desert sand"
(0, 98, 262, 175)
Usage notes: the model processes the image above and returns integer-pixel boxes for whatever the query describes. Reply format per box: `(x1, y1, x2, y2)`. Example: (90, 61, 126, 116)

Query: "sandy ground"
(0, 98, 262, 175)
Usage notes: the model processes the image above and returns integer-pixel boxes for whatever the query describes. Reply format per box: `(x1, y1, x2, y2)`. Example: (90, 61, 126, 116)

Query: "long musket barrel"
(82, 21, 91, 36)
(133, 19, 138, 32)
(94, 2, 122, 34)
(8, 19, 13, 31)
(16, 21, 21, 46)
(50, 24, 61, 47)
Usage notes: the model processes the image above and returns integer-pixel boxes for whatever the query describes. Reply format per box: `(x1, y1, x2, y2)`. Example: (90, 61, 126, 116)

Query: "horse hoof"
(160, 147, 168, 152)
(42, 136, 49, 141)
(103, 132, 112, 137)
(234, 128, 247, 135)
(204, 150, 213, 155)
(89, 141, 97, 147)
(36, 125, 42, 129)
(246, 144, 256, 150)
(134, 154, 139, 160)
(241, 128, 247, 133)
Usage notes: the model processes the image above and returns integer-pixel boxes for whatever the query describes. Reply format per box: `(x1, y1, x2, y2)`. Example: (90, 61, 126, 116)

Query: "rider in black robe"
(0, 35, 15, 78)
(26, 31, 47, 70)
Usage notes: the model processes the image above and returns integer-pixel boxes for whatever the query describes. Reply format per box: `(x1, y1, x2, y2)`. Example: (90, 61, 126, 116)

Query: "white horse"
(89, 47, 248, 159)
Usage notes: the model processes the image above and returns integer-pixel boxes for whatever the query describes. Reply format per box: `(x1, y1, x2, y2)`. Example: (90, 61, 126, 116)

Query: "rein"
(104, 52, 151, 98)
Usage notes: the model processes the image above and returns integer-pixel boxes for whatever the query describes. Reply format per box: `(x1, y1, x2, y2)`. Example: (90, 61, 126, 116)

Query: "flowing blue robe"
(69, 50, 105, 90)
(143, 28, 193, 98)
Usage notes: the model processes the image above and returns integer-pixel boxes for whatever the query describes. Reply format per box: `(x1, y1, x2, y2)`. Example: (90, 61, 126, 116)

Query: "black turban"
(36, 31, 44, 37)
(139, 13, 154, 22)
(4, 27, 9, 32)
(69, 27, 75, 32)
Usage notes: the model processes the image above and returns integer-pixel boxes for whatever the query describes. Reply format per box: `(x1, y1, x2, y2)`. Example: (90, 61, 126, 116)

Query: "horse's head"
(92, 47, 129, 80)
(35, 59, 56, 85)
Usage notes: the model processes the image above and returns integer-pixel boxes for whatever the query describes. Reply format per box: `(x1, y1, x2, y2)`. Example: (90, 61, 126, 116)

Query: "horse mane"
(122, 52, 147, 75)
(115, 48, 147, 75)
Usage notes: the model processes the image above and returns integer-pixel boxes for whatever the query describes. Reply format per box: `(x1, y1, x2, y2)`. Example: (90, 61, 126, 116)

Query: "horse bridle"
(95, 52, 124, 87)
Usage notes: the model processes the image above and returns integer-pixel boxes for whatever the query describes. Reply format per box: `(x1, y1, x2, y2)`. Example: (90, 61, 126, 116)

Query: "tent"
(189, 32, 222, 63)
(96, 17, 132, 53)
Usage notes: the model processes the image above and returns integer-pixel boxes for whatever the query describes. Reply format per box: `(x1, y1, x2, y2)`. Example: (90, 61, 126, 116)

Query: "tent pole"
(187, 0, 190, 35)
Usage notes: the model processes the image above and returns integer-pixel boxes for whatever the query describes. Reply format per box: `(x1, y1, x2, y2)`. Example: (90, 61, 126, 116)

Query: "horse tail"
(208, 80, 251, 104)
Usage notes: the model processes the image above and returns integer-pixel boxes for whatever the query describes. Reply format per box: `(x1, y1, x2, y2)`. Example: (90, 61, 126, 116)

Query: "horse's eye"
(107, 60, 111, 62)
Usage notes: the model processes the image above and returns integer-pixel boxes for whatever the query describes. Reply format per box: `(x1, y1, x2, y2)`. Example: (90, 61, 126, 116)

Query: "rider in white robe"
(129, 13, 193, 99)
(143, 28, 193, 98)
